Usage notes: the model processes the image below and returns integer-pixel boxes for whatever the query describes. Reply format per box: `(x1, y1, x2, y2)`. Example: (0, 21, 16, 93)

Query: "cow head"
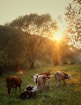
(68, 74, 72, 80)
(33, 74, 38, 83)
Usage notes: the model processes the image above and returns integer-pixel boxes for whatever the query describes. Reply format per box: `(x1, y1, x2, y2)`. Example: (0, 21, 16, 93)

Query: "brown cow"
(6, 76, 22, 94)
(54, 71, 72, 87)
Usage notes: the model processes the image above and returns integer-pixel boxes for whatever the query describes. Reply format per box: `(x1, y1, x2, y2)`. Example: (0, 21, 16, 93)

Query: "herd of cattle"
(6, 71, 72, 99)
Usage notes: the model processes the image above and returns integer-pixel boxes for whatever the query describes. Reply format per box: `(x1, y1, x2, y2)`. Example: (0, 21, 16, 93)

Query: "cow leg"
(63, 80, 66, 85)
(42, 84, 45, 92)
(15, 87, 17, 93)
(47, 79, 50, 90)
(37, 85, 41, 92)
(56, 80, 60, 88)
(8, 87, 11, 94)
(19, 85, 21, 92)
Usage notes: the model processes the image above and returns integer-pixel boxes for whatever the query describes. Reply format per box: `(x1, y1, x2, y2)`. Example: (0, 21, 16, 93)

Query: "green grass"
(0, 64, 81, 105)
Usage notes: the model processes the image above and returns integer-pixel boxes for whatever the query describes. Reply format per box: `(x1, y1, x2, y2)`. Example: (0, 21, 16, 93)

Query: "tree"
(65, 0, 81, 49)
(8, 14, 57, 69)
(0, 25, 26, 71)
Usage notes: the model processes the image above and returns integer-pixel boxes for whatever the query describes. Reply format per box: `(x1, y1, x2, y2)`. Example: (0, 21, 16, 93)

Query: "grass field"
(0, 64, 81, 105)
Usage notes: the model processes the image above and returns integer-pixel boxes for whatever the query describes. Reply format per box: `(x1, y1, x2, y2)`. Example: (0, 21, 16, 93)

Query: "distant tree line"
(0, 9, 81, 73)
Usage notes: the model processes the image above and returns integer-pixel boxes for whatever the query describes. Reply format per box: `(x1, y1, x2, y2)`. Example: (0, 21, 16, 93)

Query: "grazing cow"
(54, 71, 72, 87)
(6, 76, 22, 94)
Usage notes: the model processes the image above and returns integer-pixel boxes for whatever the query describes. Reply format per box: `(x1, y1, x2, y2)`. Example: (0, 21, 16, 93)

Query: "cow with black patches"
(20, 85, 37, 99)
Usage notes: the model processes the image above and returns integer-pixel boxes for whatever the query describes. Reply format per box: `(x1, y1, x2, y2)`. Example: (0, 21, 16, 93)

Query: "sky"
(0, 0, 72, 25)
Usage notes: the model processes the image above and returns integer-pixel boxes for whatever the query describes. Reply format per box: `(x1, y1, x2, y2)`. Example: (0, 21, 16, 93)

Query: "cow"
(32, 72, 50, 84)
(24, 85, 38, 92)
(54, 71, 72, 87)
(33, 74, 48, 92)
(37, 74, 47, 92)
(6, 76, 22, 94)
(38, 72, 51, 89)
(20, 90, 36, 99)
(32, 72, 51, 91)
(20, 85, 37, 99)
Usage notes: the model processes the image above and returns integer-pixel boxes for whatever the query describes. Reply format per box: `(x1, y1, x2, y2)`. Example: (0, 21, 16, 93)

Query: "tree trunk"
(29, 61, 35, 69)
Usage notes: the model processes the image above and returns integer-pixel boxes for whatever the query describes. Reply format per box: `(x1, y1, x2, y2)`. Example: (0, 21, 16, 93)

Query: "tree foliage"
(0, 25, 26, 70)
(74, 0, 81, 4)
(65, 0, 81, 49)
(8, 13, 57, 37)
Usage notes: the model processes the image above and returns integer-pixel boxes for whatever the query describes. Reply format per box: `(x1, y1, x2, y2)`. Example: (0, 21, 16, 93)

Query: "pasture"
(0, 64, 81, 105)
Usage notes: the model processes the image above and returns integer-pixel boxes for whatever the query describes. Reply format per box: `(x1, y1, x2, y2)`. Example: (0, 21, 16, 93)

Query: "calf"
(20, 90, 36, 99)
(54, 71, 72, 87)
(6, 76, 22, 94)
(20, 85, 37, 99)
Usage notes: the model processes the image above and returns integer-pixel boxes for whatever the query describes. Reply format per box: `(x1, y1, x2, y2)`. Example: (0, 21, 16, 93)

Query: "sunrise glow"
(54, 30, 64, 42)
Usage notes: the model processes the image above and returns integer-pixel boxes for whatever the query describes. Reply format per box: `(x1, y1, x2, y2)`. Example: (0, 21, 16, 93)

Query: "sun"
(54, 30, 64, 42)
